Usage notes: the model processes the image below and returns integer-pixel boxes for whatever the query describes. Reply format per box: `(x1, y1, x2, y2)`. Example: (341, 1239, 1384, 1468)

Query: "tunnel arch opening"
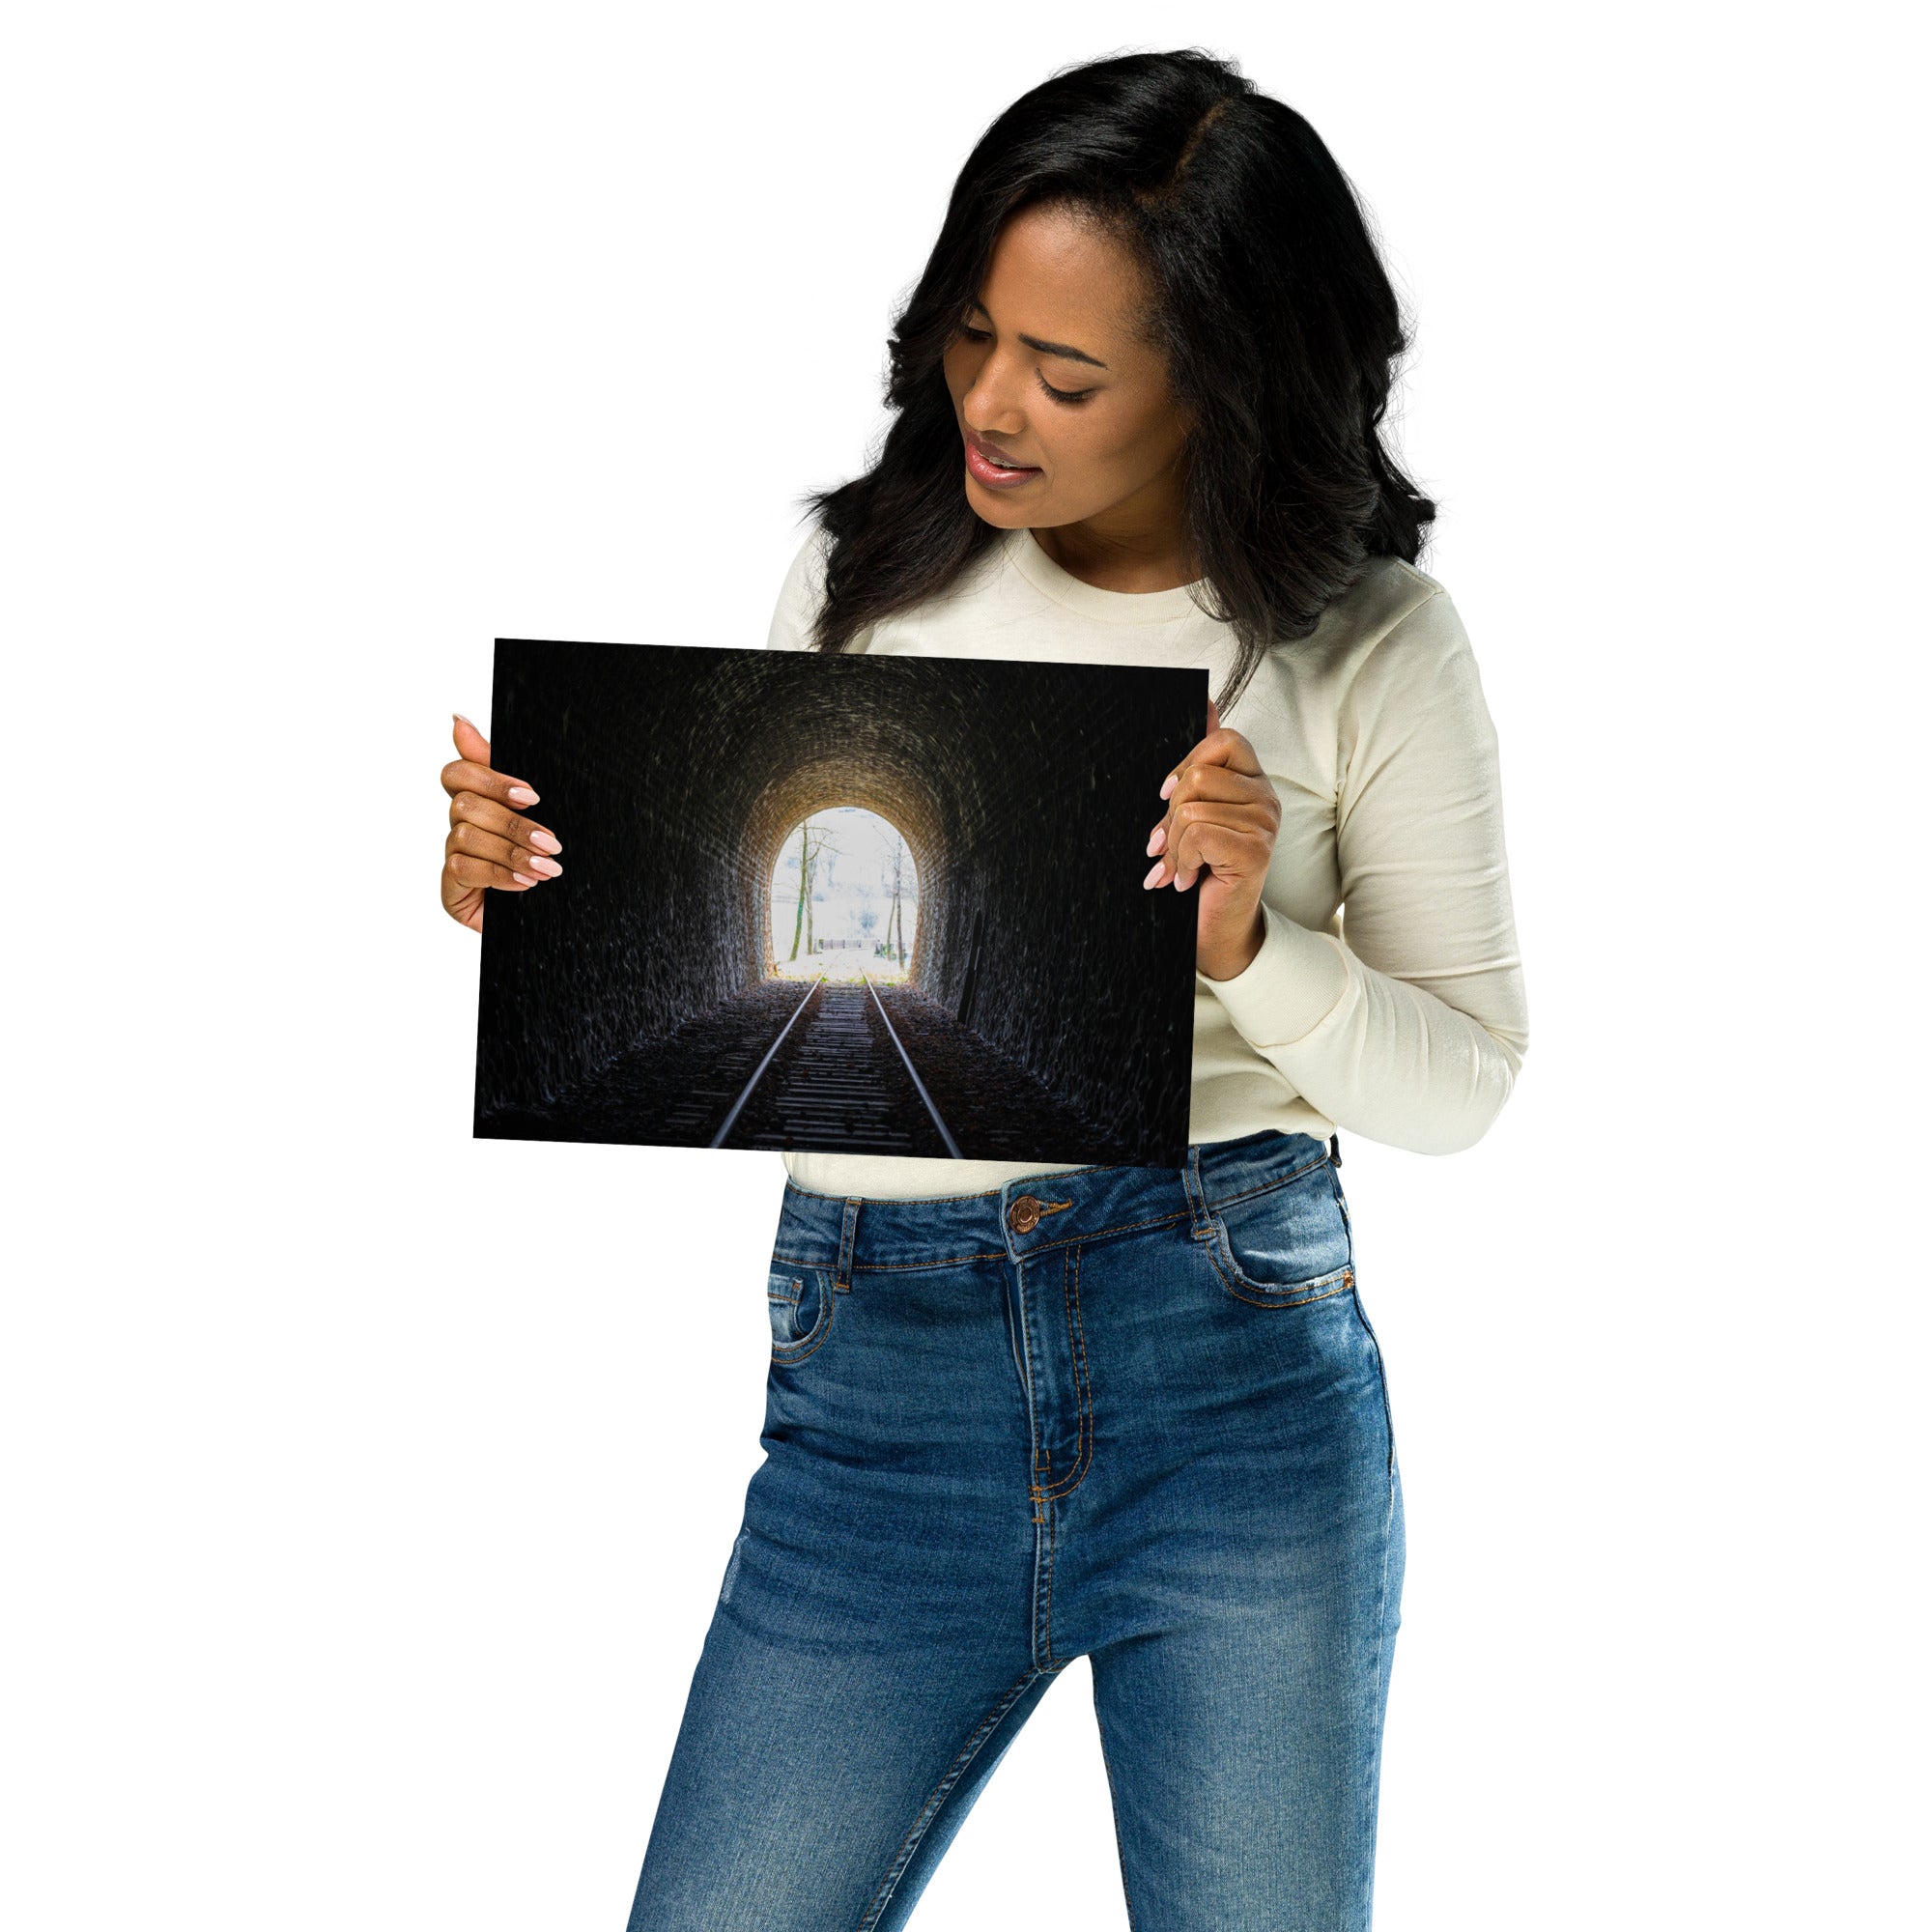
(767, 806, 921, 981)
(739, 759, 952, 1000)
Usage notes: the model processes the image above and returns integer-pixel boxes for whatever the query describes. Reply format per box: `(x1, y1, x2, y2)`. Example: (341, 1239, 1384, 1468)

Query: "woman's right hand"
(440, 714, 563, 932)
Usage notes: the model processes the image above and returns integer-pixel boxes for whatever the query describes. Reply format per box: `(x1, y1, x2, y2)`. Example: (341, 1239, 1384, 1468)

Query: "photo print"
(472, 639, 1206, 1165)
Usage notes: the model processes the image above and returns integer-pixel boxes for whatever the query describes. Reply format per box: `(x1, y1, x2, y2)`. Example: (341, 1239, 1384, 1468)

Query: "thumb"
(452, 711, 492, 764)
(1205, 695, 1221, 735)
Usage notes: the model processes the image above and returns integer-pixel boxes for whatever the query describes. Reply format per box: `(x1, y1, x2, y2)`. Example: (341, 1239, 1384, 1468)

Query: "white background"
(6, 4, 1924, 1926)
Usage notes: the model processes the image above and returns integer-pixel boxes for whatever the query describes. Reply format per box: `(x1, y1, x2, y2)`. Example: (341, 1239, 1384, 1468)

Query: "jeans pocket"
(1207, 1157, 1355, 1308)
(767, 1262, 837, 1364)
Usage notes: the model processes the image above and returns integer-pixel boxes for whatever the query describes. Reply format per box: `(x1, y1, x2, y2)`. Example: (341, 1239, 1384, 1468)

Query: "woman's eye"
(1037, 373, 1093, 406)
(954, 323, 1092, 404)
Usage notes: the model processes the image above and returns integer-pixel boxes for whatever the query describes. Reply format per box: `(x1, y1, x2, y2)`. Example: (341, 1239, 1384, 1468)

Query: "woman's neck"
(1026, 520, 1201, 593)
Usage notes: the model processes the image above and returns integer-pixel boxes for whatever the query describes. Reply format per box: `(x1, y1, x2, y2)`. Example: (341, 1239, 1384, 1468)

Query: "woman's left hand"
(1143, 697, 1281, 980)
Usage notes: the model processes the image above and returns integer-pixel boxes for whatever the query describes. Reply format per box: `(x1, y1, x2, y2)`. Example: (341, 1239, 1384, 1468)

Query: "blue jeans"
(626, 1129, 1405, 1930)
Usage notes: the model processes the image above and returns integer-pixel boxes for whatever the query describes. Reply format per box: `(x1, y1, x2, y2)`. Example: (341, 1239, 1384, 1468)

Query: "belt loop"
(1181, 1145, 1211, 1238)
(836, 1196, 864, 1292)
(1328, 1132, 1342, 1169)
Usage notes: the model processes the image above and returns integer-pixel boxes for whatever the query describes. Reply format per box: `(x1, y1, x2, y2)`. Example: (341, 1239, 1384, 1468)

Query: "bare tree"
(786, 819, 841, 962)
(886, 836, 910, 970)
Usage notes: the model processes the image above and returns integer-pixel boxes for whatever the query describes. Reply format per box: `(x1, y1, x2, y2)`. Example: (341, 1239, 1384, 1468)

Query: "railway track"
(710, 974, 962, 1156)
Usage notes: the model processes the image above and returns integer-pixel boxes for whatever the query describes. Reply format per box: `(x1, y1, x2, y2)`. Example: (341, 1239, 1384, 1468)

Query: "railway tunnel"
(474, 642, 1202, 1161)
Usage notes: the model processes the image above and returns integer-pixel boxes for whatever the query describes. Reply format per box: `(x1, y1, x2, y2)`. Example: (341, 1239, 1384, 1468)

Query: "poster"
(473, 639, 1205, 1165)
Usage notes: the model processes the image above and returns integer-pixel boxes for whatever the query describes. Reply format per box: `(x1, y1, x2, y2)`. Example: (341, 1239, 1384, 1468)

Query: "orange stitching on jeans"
(1200, 1236, 1355, 1310)
(1039, 1485, 1061, 1665)
(1014, 1254, 1045, 1521)
(770, 1268, 838, 1364)
(775, 1204, 1192, 1273)
(1040, 1243, 1094, 1500)
(1020, 1205, 1191, 1254)
(1203, 1151, 1333, 1212)
(1025, 1253, 1086, 1499)
(770, 1250, 1008, 1270)
(1205, 1206, 1353, 1302)
(854, 1253, 1009, 1269)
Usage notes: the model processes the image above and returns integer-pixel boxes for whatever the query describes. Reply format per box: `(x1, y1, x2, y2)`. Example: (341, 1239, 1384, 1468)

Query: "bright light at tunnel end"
(768, 806, 920, 983)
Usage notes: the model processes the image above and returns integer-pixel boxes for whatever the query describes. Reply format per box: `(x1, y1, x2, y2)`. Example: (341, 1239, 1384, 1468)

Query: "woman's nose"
(962, 362, 1028, 434)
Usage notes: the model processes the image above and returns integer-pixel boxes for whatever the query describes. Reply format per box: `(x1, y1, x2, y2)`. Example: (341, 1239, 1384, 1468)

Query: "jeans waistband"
(774, 1129, 1335, 1278)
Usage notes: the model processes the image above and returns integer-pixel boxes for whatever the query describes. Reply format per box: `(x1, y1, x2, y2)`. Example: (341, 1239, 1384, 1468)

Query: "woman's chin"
(965, 479, 1047, 525)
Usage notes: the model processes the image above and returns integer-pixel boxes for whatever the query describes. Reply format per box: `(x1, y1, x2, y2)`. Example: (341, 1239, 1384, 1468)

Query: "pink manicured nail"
(1159, 773, 1178, 799)
(1146, 825, 1167, 856)
(512, 871, 538, 886)
(527, 855, 562, 877)
(507, 784, 539, 805)
(454, 711, 475, 726)
(1143, 860, 1166, 889)
(528, 829, 562, 855)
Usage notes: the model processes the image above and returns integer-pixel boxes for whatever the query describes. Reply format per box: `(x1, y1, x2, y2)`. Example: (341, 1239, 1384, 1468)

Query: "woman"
(441, 49, 1527, 1931)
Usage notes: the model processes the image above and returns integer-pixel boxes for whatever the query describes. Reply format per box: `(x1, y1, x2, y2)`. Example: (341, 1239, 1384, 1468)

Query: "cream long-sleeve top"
(763, 521, 1528, 1201)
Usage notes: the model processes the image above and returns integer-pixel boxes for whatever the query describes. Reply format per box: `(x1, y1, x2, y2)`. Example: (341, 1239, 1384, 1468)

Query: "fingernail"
(527, 855, 562, 877)
(1146, 825, 1167, 856)
(528, 829, 562, 855)
(1159, 773, 1178, 799)
(1143, 860, 1166, 889)
(507, 785, 539, 805)
(512, 871, 538, 886)
(454, 711, 474, 725)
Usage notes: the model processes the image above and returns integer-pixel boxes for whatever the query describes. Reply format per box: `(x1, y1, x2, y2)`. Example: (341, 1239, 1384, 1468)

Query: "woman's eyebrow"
(968, 301, 1109, 369)
(1021, 333, 1107, 369)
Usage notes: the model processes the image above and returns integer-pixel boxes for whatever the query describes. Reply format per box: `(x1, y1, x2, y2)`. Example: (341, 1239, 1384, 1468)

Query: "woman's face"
(940, 202, 1190, 537)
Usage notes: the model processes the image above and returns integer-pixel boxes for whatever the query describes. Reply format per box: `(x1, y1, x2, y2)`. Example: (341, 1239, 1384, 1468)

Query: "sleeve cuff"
(1199, 900, 1351, 1049)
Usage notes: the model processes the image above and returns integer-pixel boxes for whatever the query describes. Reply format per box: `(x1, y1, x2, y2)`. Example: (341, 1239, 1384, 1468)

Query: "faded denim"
(625, 1129, 1405, 1930)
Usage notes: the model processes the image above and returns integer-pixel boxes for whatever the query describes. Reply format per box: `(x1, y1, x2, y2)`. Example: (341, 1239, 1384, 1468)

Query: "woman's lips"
(964, 434, 1041, 488)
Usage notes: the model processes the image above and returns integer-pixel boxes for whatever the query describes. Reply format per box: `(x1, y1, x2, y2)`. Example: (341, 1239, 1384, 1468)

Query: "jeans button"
(1008, 1194, 1042, 1234)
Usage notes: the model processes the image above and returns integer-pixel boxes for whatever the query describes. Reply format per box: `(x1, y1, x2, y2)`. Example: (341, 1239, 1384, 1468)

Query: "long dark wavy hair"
(799, 47, 1436, 714)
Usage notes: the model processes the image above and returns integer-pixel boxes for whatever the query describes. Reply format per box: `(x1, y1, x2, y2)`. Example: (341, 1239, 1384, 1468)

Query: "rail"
(707, 972, 964, 1159)
(707, 976, 823, 1149)
(864, 974, 963, 1159)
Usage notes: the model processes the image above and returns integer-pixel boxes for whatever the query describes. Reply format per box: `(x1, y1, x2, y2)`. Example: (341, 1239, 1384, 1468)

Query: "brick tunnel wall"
(475, 642, 1205, 1151)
